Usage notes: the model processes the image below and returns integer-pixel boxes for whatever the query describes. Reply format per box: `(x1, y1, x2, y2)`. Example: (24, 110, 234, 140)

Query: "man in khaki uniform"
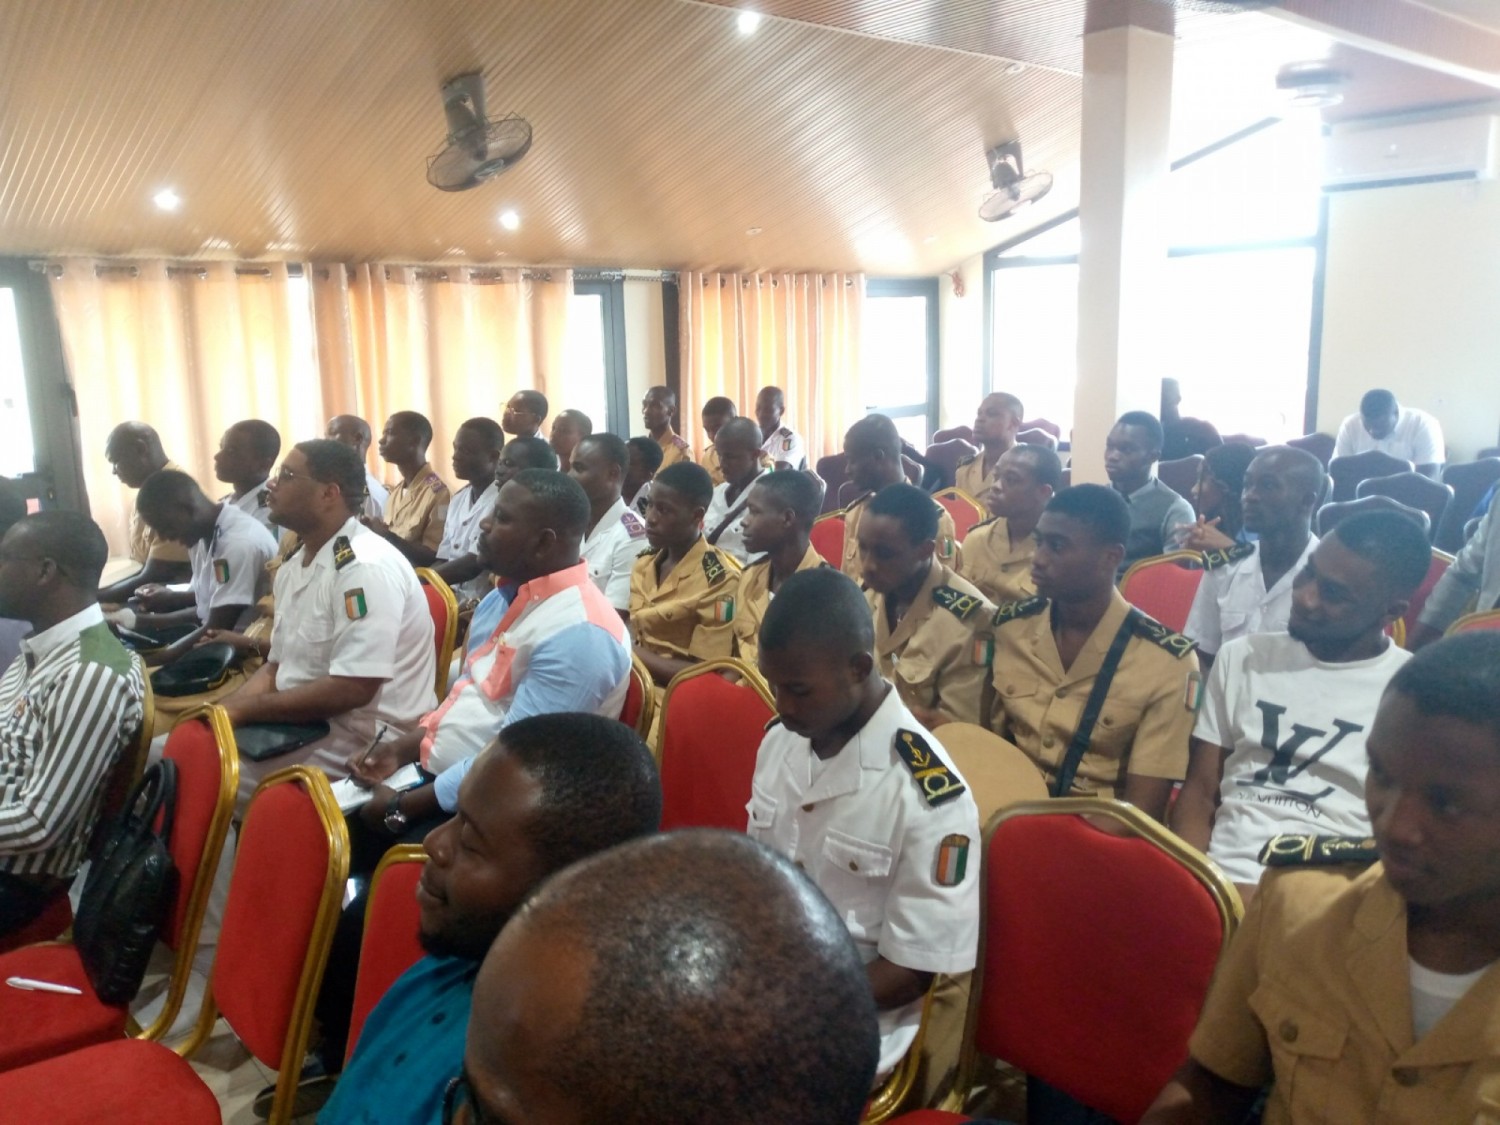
(1143, 633, 1500, 1125)
(860, 483, 992, 727)
(732, 469, 826, 667)
(841, 414, 958, 581)
(642, 385, 692, 471)
(629, 462, 739, 690)
(370, 410, 450, 552)
(953, 391, 1024, 499)
(984, 485, 1198, 822)
(961, 444, 1061, 606)
(99, 421, 192, 603)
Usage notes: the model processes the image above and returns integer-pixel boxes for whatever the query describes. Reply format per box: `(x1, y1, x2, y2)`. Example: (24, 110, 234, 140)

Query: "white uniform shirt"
(627, 481, 652, 518)
(1184, 535, 1317, 658)
(761, 425, 807, 471)
(703, 469, 769, 567)
(747, 687, 980, 1077)
(189, 504, 278, 630)
(262, 517, 435, 793)
(223, 479, 275, 534)
(1333, 407, 1445, 465)
(580, 497, 648, 610)
(436, 481, 498, 601)
(363, 470, 389, 521)
(1194, 632, 1410, 886)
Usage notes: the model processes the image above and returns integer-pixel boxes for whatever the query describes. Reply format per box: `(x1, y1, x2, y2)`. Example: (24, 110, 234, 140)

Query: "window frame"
(864, 276, 940, 443)
(571, 274, 630, 435)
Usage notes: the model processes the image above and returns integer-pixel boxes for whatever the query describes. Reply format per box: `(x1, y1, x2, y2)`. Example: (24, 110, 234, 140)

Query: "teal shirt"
(319, 955, 477, 1125)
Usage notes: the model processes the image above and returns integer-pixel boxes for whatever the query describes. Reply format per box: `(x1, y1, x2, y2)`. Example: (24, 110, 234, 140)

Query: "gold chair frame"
(1446, 608, 1500, 635)
(626, 652, 657, 739)
(862, 982, 937, 1122)
(1118, 549, 1204, 593)
(931, 487, 987, 542)
(654, 657, 775, 762)
(415, 567, 460, 699)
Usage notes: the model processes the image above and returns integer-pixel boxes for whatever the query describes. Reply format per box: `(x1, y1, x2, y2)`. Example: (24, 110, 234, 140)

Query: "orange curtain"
(678, 271, 863, 466)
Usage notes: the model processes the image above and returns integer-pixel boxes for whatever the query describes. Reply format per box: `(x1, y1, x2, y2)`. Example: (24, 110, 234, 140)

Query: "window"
(863, 278, 938, 447)
(565, 277, 629, 435)
(0, 289, 36, 478)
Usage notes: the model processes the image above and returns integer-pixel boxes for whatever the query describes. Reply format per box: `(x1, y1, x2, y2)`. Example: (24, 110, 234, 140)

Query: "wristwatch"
(383, 793, 409, 835)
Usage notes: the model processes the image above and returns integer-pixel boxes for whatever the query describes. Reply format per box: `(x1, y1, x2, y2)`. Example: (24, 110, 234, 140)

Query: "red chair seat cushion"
(0, 943, 128, 1070)
(0, 1038, 218, 1123)
(0, 891, 73, 955)
(887, 1112, 968, 1124)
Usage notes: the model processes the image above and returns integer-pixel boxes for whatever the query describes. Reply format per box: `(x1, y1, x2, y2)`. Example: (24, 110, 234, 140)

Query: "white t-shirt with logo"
(1194, 631, 1410, 886)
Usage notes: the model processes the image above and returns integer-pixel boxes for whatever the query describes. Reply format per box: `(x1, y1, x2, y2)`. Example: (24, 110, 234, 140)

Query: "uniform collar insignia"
(893, 729, 967, 807)
(332, 535, 356, 570)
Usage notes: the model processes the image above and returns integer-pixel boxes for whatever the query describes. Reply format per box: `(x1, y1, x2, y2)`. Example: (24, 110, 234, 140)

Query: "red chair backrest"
(810, 515, 845, 567)
(1119, 555, 1205, 635)
(421, 583, 450, 670)
(160, 715, 234, 950)
(932, 425, 974, 444)
(1020, 418, 1061, 439)
(1401, 550, 1452, 645)
(933, 490, 984, 543)
(658, 666, 775, 832)
(345, 852, 427, 1064)
(619, 665, 645, 732)
(977, 811, 1230, 1123)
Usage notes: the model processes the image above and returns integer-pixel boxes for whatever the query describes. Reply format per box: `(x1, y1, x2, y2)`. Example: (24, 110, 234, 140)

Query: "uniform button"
(1392, 1068, 1419, 1088)
(801, 803, 814, 812)
(1278, 1020, 1298, 1044)
(1005, 684, 1015, 693)
(1042, 737, 1055, 749)
(1056, 688, 1067, 699)
(794, 859, 805, 870)
(1102, 716, 1113, 726)
(848, 861, 859, 872)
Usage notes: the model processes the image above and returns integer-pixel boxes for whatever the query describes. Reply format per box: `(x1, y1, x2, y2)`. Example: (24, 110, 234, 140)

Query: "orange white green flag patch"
(344, 588, 368, 620)
(935, 833, 970, 887)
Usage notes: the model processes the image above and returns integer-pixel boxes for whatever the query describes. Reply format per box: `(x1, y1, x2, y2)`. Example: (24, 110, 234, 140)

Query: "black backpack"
(73, 760, 180, 1005)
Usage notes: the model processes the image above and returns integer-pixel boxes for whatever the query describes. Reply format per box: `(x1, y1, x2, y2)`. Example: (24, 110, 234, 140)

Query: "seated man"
(1105, 410, 1195, 574)
(496, 434, 558, 486)
(326, 414, 387, 519)
(1171, 511, 1430, 902)
(642, 385, 691, 470)
(500, 389, 548, 441)
(842, 414, 959, 580)
(733, 469, 826, 667)
(984, 484, 1198, 821)
(369, 411, 450, 553)
(212, 419, 280, 533)
(459, 831, 880, 1125)
(703, 417, 771, 565)
(960, 444, 1060, 605)
(624, 435, 664, 517)
(568, 433, 646, 617)
(954, 392, 1023, 499)
(698, 395, 737, 486)
(1183, 445, 1323, 669)
(754, 386, 807, 471)
(1177, 441, 1258, 552)
(99, 421, 192, 602)
(1142, 633, 1500, 1124)
(219, 439, 435, 801)
(751, 566, 979, 1080)
(546, 407, 591, 467)
(316, 713, 662, 1124)
(630, 462, 738, 690)
(860, 484, 992, 727)
(0, 512, 146, 936)
(1333, 387, 1445, 478)
(1410, 483, 1500, 649)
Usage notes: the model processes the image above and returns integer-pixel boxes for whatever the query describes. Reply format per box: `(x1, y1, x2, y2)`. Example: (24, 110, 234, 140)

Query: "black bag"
(73, 761, 180, 1005)
(233, 720, 331, 763)
(150, 642, 237, 697)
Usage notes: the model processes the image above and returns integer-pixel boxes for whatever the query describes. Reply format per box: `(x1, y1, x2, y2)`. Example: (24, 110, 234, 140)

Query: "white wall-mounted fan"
(978, 141, 1052, 222)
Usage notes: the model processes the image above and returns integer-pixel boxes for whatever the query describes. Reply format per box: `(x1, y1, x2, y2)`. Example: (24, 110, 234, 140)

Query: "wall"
(1318, 176, 1500, 461)
(936, 250, 986, 430)
(622, 279, 668, 432)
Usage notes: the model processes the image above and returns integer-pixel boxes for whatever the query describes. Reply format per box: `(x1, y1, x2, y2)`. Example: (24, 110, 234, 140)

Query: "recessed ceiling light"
(499, 209, 521, 231)
(1005, 61, 1026, 76)
(153, 188, 181, 212)
(746, 226, 763, 236)
(737, 10, 763, 35)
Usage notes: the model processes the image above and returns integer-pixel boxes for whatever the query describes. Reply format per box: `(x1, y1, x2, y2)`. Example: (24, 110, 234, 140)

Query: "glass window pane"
(890, 412, 929, 450)
(1167, 120, 1322, 247)
(861, 295, 929, 410)
(562, 293, 609, 429)
(991, 263, 1079, 434)
(0, 290, 36, 477)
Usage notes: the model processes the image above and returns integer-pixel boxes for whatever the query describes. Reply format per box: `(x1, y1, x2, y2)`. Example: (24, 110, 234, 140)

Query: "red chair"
(345, 845, 427, 1064)
(811, 511, 846, 567)
(932, 425, 974, 445)
(1397, 549, 1453, 649)
(415, 568, 459, 698)
(1357, 472, 1453, 543)
(0, 767, 350, 1125)
(1119, 551, 1205, 635)
(932, 488, 986, 544)
(1328, 450, 1411, 502)
(923, 439, 979, 491)
(816, 453, 850, 515)
(1015, 428, 1057, 450)
(0, 706, 238, 1070)
(618, 652, 656, 738)
(1286, 432, 1336, 469)
(917, 799, 1242, 1123)
(1447, 610, 1500, 636)
(657, 659, 775, 832)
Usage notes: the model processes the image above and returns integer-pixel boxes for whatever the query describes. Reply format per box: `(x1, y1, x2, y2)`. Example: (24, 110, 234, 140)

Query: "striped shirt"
(0, 604, 146, 877)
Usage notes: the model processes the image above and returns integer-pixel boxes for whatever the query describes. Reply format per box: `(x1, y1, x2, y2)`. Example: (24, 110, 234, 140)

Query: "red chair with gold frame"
(0, 766, 349, 1125)
(811, 510, 847, 567)
(1398, 548, 1453, 649)
(415, 567, 459, 699)
(1446, 609, 1500, 636)
(618, 652, 656, 739)
(657, 659, 775, 832)
(931, 488, 986, 544)
(1119, 551, 1205, 635)
(344, 845, 427, 1064)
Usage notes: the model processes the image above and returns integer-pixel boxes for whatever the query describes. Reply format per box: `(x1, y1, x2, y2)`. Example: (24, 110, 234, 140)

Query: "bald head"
(844, 413, 904, 493)
(326, 415, 374, 458)
(105, 422, 169, 488)
(466, 831, 879, 1125)
(1242, 445, 1325, 537)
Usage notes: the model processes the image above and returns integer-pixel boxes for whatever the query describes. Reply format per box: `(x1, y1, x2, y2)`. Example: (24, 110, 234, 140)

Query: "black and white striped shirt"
(0, 604, 146, 877)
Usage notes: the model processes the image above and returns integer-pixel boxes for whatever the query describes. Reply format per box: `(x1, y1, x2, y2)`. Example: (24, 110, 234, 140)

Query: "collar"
(21, 604, 105, 663)
(879, 557, 945, 653)
(797, 541, 825, 572)
(795, 685, 906, 804)
(398, 462, 435, 490)
(507, 561, 593, 606)
(1031, 589, 1133, 684)
(1120, 477, 1162, 503)
(588, 496, 628, 541)
(466, 479, 498, 508)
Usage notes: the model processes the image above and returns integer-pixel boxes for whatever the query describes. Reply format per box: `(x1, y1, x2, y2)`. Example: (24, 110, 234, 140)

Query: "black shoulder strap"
(1051, 609, 1139, 798)
(706, 493, 754, 545)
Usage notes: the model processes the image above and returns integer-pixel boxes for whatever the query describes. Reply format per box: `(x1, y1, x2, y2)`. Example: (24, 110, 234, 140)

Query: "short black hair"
(459, 416, 506, 451)
(296, 438, 367, 515)
(1387, 633, 1500, 744)
(508, 469, 592, 539)
(556, 408, 593, 436)
(229, 419, 281, 463)
(1203, 442, 1257, 496)
(702, 396, 736, 417)
(990, 391, 1025, 420)
(866, 482, 938, 544)
(845, 413, 902, 459)
(644, 385, 677, 409)
(513, 390, 549, 420)
(580, 432, 629, 475)
(626, 436, 665, 475)
(1008, 444, 1064, 491)
(715, 417, 762, 450)
(505, 436, 559, 473)
(1115, 411, 1164, 453)
(388, 410, 433, 448)
(0, 480, 27, 539)
(654, 462, 714, 510)
(760, 567, 873, 657)
(751, 470, 822, 531)
(1328, 510, 1431, 597)
(136, 469, 206, 516)
(1045, 482, 1131, 547)
(516, 831, 879, 1125)
(1360, 389, 1398, 418)
(499, 713, 661, 874)
(16, 510, 108, 590)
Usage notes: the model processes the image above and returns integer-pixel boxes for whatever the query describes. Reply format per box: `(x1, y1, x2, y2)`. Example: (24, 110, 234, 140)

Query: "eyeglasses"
(274, 466, 309, 484)
(441, 1071, 503, 1125)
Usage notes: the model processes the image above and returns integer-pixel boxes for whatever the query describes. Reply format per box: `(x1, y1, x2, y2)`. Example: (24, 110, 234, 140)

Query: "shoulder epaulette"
(956, 452, 979, 467)
(1130, 612, 1198, 659)
(991, 595, 1047, 628)
(932, 585, 985, 622)
(670, 435, 690, 449)
(764, 716, 783, 732)
(969, 513, 1001, 532)
(332, 535, 356, 571)
(636, 546, 659, 559)
(620, 510, 647, 539)
(1259, 834, 1379, 868)
(894, 729, 968, 807)
(702, 550, 730, 584)
(846, 491, 872, 511)
(423, 471, 445, 489)
(777, 426, 792, 438)
(1201, 541, 1256, 571)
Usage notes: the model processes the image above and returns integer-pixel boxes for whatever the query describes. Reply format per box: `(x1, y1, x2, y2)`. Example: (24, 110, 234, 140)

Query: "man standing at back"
(954, 392, 1024, 500)
(99, 421, 192, 603)
(372, 412, 450, 553)
(1334, 388, 1445, 478)
(755, 386, 808, 471)
(841, 414, 959, 580)
(213, 419, 280, 534)
(1106, 410, 1195, 574)
(326, 415, 387, 520)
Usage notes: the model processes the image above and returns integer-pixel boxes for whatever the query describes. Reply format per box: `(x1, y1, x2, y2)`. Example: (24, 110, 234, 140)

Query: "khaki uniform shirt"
(959, 515, 1037, 606)
(841, 492, 960, 583)
(628, 536, 739, 665)
(986, 589, 1198, 797)
(1190, 864, 1500, 1124)
(732, 542, 825, 667)
(870, 559, 993, 726)
(954, 452, 1000, 501)
(384, 462, 451, 552)
(127, 459, 191, 565)
(655, 428, 692, 471)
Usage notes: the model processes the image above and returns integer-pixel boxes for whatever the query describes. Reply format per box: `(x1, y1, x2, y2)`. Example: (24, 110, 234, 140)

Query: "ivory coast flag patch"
(344, 588, 368, 620)
(212, 559, 230, 584)
(935, 833, 970, 887)
(713, 596, 735, 623)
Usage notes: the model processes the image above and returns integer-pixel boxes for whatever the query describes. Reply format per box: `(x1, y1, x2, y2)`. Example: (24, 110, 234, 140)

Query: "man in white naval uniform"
(755, 386, 808, 471)
(326, 414, 389, 520)
(704, 417, 771, 566)
(213, 419, 280, 534)
(568, 432, 647, 616)
(748, 566, 979, 1080)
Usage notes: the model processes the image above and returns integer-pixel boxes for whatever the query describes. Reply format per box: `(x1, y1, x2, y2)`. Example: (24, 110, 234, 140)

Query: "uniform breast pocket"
(817, 829, 894, 942)
(746, 790, 778, 840)
(293, 606, 338, 667)
(1250, 983, 1349, 1121)
(1089, 695, 1147, 761)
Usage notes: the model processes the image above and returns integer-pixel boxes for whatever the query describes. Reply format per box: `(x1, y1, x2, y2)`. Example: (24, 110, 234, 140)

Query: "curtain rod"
(31, 260, 678, 284)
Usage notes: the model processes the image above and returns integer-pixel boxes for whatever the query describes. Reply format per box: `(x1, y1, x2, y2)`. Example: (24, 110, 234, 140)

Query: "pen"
(6, 977, 83, 995)
(356, 723, 390, 772)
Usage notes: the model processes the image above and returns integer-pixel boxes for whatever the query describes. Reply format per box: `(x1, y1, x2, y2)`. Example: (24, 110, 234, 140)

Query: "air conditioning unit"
(1323, 113, 1499, 190)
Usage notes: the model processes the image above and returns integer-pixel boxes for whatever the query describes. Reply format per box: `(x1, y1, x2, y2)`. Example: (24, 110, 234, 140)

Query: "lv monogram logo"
(1236, 700, 1364, 804)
